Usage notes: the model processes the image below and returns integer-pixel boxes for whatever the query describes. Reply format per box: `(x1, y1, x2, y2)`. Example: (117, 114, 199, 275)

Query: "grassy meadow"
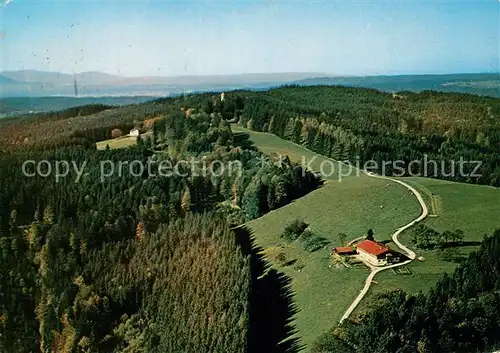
(233, 126, 422, 347)
(96, 135, 138, 150)
(233, 125, 500, 349)
(364, 178, 500, 301)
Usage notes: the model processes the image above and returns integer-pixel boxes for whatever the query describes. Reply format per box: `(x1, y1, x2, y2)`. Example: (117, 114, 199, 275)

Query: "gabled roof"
(357, 240, 389, 256)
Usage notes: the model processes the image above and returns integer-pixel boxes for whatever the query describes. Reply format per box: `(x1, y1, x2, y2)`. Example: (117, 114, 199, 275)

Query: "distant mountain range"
(1, 70, 499, 99)
(1, 70, 123, 86)
(294, 73, 500, 97)
(0, 71, 325, 98)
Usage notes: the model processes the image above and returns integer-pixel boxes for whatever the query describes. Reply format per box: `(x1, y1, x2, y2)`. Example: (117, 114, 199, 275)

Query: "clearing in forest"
(232, 125, 420, 347)
(233, 125, 500, 348)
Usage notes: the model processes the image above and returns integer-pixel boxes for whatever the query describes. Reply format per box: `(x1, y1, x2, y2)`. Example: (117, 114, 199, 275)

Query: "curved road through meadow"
(230, 126, 429, 325)
(339, 172, 428, 323)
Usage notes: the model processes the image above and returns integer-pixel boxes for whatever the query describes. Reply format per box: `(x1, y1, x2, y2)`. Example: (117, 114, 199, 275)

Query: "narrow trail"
(339, 172, 428, 323)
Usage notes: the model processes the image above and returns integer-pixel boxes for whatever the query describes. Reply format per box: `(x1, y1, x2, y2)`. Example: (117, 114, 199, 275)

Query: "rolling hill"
(1, 70, 499, 98)
(0, 75, 20, 85)
(0, 70, 322, 98)
(1, 70, 123, 86)
(294, 73, 500, 97)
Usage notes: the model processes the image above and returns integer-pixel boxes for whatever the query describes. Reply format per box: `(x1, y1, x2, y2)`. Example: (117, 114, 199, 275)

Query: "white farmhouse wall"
(358, 249, 386, 266)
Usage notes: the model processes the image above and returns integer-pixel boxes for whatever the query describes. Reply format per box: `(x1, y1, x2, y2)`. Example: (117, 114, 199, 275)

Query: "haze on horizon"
(1, 0, 498, 78)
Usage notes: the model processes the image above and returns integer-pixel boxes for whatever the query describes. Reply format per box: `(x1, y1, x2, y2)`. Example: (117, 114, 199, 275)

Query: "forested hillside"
(234, 86, 500, 186)
(0, 101, 319, 352)
(0, 85, 499, 352)
(2, 86, 499, 188)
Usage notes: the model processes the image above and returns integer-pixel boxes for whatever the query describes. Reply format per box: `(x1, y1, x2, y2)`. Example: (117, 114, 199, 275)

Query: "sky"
(0, 0, 499, 77)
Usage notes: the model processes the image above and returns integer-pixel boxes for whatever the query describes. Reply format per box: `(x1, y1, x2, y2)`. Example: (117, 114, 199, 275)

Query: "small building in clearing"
(129, 128, 140, 137)
(356, 240, 390, 266)
(332, 246, 356, 256)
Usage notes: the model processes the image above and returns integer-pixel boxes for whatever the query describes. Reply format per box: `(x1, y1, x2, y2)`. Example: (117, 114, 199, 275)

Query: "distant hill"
(0, 75, 20, 85)
(0, 70, 323, 98)
(1, 71, 323, 86)
(125, 72, 326, 85)
(1, 70, 499, 98)
(1, 70, 123, 86)
(294, 73, 500, 97)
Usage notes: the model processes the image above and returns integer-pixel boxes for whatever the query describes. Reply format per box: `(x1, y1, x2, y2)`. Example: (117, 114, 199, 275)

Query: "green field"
(364, 177, 500, 300)
(96, 135, 138, 150)
(233, 126, 423, 347)
(233, 125, 500, 349)
(403, 178, 500, 239)
(232, 125, 355, 180)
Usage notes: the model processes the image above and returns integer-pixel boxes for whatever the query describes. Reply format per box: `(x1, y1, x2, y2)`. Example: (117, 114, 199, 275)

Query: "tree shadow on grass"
(439, 241, 482, 248)
(232, 132, 258, 151)
(233, 226, 305, 353)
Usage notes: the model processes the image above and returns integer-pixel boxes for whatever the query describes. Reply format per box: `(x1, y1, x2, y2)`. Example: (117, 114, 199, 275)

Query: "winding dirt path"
(230, 125, 429, 325)
(339, 172, 428, 323)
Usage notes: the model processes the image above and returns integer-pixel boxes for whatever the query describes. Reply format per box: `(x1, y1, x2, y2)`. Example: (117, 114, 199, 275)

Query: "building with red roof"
(332, 246, 356, 256)
(356, 240, 390, 266)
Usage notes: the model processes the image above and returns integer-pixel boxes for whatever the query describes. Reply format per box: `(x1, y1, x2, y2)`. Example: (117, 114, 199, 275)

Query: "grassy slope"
(365, 177, 500, 300)
(403, 178, 500, 239)
(233, 125, 500, 348)
(233, 126, 421, 347)
(96, 135, 138, 150)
